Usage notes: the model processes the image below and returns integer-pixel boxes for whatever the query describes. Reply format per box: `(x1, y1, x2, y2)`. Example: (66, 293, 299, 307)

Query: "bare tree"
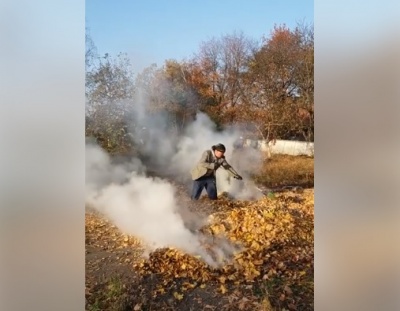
(85, 28, 98, 70)
(196, 31, 257, 109)
(85, 53, 136, 154)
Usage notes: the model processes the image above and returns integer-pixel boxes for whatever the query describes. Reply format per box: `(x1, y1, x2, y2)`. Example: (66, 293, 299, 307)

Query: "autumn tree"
(242, 23, 314, 141)
(85, 23, 314, 156)
(292, 22, 314, 141)
(154, 60, 201, 132)
(134, 60, 202, 134)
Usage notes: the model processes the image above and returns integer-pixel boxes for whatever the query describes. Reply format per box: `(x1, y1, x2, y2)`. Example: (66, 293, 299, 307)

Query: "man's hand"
(234, 174, 243, 180)
(216, 157, 226, 165)
(214, 157, 225, 169)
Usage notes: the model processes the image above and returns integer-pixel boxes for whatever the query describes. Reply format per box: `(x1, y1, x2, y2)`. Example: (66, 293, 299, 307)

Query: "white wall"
(243, 139, 314, 157)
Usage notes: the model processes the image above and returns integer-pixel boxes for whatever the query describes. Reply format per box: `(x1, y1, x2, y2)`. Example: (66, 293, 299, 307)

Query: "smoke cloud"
(127, 85, 264, 199)
(86, 143, 238, 266)
(86, 82, 265, 265)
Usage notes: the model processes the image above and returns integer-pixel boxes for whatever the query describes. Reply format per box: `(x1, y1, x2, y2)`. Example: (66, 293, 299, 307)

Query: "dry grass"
(254, 155, 314, 189)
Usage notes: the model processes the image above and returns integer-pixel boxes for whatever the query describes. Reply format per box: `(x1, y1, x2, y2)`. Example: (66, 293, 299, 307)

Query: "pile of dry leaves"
(86, 189, 314, 311)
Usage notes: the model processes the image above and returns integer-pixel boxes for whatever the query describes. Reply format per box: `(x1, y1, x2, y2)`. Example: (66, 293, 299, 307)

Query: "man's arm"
(197, 151, 217, 170)
(221, 160, 242, 179)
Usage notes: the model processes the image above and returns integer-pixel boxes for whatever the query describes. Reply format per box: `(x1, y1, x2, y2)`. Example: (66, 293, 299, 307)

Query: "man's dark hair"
(212, 143, 226, 152)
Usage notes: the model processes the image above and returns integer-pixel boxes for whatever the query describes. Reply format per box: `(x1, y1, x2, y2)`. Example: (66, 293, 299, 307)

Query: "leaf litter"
(86, 189, 314, 310)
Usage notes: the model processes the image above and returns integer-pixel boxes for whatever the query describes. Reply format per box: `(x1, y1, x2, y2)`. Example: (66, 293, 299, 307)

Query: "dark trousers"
(191, 175, 217, 200)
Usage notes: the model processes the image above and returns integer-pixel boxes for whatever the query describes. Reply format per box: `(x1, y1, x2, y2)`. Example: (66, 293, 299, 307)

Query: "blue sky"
(86, 0, 313, 73)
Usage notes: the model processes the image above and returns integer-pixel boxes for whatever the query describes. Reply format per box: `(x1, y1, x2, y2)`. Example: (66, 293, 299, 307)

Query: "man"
(190, 143, 242, 200)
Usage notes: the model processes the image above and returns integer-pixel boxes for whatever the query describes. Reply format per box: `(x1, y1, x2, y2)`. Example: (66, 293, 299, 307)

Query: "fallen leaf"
(173, 292, 184, 300)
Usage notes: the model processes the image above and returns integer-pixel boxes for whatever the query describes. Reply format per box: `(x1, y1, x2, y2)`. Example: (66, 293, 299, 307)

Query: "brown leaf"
(284, 285, 293, 295)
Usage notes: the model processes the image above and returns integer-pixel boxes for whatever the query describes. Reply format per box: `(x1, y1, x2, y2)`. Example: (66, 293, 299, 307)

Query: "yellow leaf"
(173, 292, 184, 300)
(220, 284, 227, 294)
(250, 241, 260, 250)
(182, 282, 195, 289)
(261, 298, 273, 309)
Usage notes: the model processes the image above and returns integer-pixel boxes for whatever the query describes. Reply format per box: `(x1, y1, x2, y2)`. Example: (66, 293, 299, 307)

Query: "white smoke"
(86, 143, 237, 266)
(86, 82, 265, 265)
(170, 113, 264, 200)
(125, 85, 264, 199)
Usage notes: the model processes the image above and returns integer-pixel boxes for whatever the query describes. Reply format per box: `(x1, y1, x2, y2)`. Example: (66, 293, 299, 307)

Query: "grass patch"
(88, 299, 101, 311)
(254, 154, 314, 188)
(87, 276, 132, 311)
(106, 277, 125, 299)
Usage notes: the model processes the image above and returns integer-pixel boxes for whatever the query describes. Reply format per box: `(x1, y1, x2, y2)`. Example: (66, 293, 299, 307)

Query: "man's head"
(212, 143, 226, 158)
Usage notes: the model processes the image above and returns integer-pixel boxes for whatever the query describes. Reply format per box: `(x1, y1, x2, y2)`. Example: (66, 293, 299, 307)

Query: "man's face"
(214, 150, 225, 158)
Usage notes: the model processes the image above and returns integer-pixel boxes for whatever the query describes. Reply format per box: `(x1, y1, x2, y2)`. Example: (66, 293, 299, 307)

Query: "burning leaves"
(86, 189, 314, 310)
(131, 190, 314, 310)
